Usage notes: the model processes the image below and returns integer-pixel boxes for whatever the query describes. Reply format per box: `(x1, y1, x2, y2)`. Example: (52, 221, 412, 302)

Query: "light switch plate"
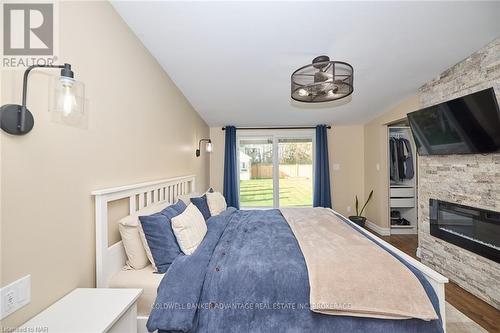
(1, 275, 30, 319)
(333, 163, 340, 171)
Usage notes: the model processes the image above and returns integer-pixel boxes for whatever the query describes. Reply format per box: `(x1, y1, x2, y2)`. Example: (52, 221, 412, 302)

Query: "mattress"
(109, 265, 164, 316)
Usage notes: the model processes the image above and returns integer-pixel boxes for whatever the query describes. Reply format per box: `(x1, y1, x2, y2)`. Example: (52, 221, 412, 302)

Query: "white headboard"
(91, 175, 196, 287)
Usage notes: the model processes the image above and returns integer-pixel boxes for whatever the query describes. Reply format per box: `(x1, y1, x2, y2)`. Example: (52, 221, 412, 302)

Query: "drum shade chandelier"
(291, 55, 353, 103)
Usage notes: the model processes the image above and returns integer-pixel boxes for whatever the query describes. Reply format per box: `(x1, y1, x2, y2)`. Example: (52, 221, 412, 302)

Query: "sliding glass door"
(239, 137, 274, 208)
(238, 132, 314, 209)
(278, 138, 313, 207)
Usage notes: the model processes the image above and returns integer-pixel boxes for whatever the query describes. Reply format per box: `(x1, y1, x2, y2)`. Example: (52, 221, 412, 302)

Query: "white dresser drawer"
(19, 288, 142, 333)
(390, 198, 415, 208)
(390, 187, 414, 198)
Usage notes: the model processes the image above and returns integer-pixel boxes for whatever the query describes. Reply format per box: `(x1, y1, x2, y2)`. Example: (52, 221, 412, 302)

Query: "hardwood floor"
(374, 233, 500, 333)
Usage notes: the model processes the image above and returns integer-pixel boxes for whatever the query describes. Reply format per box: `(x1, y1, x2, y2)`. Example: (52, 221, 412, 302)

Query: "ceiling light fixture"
(291, 55, 353, 103)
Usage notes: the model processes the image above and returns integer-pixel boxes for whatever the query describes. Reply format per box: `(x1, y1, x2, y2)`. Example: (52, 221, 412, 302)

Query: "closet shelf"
(390, 187, 414, 198)
(391, 225, 415, 229)
(390, 198, 415, 208)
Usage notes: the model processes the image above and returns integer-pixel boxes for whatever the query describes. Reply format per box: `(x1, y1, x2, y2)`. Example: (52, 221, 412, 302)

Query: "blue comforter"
(147, 208, 443, 333)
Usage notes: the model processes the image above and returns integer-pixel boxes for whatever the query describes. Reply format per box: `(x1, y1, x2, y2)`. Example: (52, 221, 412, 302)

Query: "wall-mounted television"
(408, 88, 500, 155)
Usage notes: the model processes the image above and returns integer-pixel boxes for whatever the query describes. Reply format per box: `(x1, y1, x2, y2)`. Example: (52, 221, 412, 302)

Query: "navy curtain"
(313, 125, 332, 208)
(223, 126, 240, 209)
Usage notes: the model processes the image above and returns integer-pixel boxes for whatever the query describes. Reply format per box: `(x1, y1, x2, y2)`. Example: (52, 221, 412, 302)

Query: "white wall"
(209, 127, 225, 192)
(0, 2, 209, 328)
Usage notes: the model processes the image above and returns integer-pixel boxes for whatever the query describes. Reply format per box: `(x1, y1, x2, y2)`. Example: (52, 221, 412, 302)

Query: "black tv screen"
(408, 88, 500, 155)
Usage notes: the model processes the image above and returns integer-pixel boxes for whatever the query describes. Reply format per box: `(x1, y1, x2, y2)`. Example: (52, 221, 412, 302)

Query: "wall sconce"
(0, 63, 85, 135)
(196, 139, 212, 157)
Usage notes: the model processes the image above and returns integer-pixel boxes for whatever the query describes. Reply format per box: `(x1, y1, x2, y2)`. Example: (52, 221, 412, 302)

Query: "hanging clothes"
(389, 138, 399, 181)
(402, 138, 414, 179)
(396, 138, 406, 180)
(389, 136, 414, 182)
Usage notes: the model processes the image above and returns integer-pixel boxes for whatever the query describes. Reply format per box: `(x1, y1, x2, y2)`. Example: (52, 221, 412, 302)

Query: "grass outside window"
(239, 178, 312, 207)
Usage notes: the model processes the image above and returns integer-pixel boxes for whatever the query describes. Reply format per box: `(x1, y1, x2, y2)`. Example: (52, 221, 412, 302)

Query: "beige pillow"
(206, 191, 227, 216)
(171, 204, 207, 255)
(119, 201, 169, 270)
(177, 193, 201, 205)
(177, 188, 214, 205)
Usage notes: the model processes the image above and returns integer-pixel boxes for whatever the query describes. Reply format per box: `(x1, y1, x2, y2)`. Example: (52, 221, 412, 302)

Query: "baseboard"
(416, 246, 422, 259)
(365, 220, 391, 236)
(390, 227, 417, 235)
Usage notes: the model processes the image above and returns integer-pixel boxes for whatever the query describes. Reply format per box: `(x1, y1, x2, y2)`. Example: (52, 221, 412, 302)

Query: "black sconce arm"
(21, 65, 64, 105)
(19, 64, 67, 132)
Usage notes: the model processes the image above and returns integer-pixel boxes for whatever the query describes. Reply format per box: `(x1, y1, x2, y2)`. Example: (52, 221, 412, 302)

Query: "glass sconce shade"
(50, 76, 86, 128)
(206, 142, 213, 153)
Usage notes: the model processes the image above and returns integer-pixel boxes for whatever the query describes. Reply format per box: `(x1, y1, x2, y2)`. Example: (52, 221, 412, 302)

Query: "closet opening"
(388, 121, 418, 235)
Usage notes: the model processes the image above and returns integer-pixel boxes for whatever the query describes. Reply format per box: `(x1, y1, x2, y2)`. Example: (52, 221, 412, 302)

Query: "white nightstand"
(19, 288, 142, 333)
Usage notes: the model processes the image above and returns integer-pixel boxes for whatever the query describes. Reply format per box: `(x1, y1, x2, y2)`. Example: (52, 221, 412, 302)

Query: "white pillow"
(177, 193, 201, 205)
(118, 201, 169, 270)
(177, 188, 214, 205)
(171, 204, 207, 255)
(206, 191, 227, 216)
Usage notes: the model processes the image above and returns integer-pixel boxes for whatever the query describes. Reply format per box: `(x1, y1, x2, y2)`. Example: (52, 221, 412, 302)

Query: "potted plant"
(349, 190, 374, 227)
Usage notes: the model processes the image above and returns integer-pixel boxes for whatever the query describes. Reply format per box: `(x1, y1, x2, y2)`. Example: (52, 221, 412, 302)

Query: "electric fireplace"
(430, 199, 499, 263)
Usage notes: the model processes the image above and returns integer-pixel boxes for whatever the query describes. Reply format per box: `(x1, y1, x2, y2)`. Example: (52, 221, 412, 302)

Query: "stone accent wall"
(418, 37, 500, 309)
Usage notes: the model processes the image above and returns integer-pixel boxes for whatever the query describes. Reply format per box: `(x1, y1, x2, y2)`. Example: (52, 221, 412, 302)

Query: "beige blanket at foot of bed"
(280, 207, 438, 321)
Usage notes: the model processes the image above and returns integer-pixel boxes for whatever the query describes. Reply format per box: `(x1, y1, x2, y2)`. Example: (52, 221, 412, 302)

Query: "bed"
(92, 175, 448, 333)
(109, 265, 163, 317)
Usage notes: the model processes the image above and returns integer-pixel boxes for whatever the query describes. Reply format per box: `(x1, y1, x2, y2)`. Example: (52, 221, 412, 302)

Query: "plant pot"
(348, 216, 366, 227)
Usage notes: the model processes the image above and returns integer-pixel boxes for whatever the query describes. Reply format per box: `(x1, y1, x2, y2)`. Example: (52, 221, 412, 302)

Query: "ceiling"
(112, 1, 500, 126)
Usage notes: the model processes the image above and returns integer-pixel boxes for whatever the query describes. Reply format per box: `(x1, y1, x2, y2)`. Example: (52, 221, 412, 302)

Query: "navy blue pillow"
(163, 199, 187, 216)
(190, 195, 211, 221)
(139, 201, 187, 273)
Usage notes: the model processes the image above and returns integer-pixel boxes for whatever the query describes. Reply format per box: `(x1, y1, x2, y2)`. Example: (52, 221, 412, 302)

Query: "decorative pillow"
(206, 191, 227, 216)
(177, 193, 200, 205)
(137, 224, 156, 271)
(171, 204, 208, 255)
(119, 202, 169, 270)
(161, 199, 187, 216)
(178, 188, 214, 205)
(139, 200, 187, 273)
(190, 195, 211, 221)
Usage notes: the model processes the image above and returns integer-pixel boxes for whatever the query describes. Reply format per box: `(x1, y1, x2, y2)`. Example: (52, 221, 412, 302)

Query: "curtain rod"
(221, 126, 331, 131)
